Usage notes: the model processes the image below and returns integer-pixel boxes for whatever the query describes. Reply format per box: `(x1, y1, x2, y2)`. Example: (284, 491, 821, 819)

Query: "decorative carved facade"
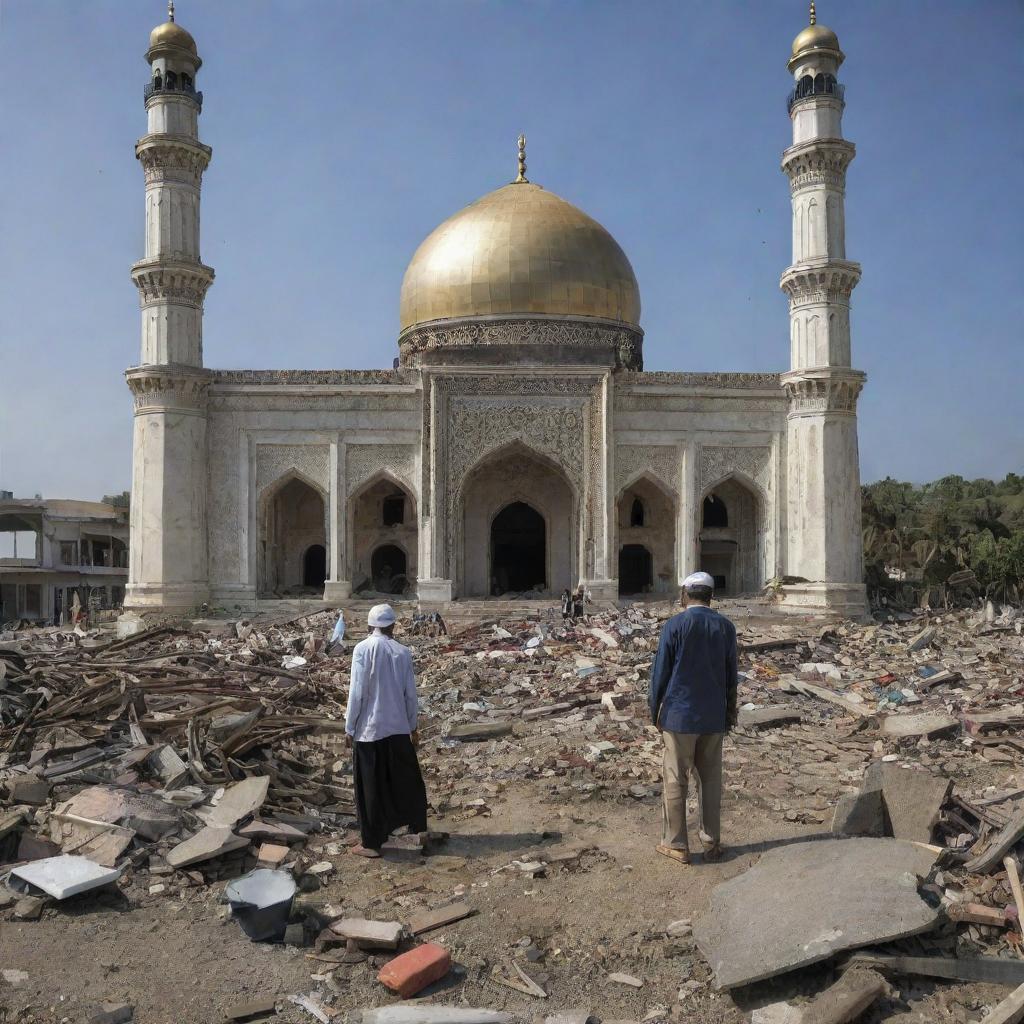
(700, 445, 772, 496)
(615, 445, 680, 496)
(347, 444, 417, 497)
(256, 444, 330, 496)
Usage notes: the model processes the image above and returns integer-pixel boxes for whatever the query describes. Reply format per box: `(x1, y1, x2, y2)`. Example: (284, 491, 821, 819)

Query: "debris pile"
(0, 600, 1022, 1022)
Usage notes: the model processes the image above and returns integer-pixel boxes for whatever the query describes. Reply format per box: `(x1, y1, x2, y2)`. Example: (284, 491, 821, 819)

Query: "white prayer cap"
(367, 603, 397, 628)
(682, 571, 716, 592)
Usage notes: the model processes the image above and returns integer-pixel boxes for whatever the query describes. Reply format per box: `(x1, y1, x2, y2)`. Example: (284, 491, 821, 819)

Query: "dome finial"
(168, 0, 175, 22)
(515, 134, 529, 184)
(809, 1, 816, 25)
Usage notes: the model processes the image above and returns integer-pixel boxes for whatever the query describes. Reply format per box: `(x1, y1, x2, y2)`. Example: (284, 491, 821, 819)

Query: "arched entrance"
(350, 476, 418, 596)
(370, 544, 408, 594)
(491, 502, 546, 595)
(259, 476, 327, 596)
(618, 544, 652, 595)
(458, 444, 575, 598)
(303, 544, 327, 588)
(699, 477, 763, 595)
(616, 475, 676, 597)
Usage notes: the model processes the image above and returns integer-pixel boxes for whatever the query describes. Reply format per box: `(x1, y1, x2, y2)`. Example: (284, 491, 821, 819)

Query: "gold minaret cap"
(789, 1, 842, 67)
(168, 0, 175, 21)
(514, 134, 529, 184)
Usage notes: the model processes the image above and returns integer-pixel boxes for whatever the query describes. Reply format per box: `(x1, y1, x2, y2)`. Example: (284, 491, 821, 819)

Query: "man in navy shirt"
(649, 572, 738, 864)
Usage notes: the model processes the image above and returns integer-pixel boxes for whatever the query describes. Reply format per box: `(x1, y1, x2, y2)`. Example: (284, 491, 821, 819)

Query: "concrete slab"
(863, 762, 951, 843)
(694, 838, 939, 989)
(831, 788, 885, 837)
(10, 855, 122, 899)
(166, 826, 249, 868)
(738, 706, 804, 729)
(879, 712, 958, 739)
(196, 777, 270, 828)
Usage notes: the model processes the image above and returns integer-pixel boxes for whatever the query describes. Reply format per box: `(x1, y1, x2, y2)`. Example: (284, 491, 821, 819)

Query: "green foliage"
(862, 471, 1024, 603)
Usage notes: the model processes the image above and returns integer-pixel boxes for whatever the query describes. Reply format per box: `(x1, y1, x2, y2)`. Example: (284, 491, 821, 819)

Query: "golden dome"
(399, 181, 641, 334)
(149, 19, 197, 57)
(791, 22, 840, 58)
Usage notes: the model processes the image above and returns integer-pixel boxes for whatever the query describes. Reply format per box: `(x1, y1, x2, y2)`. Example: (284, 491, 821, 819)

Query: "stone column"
(779, 9, 867, 617)
(124, 11, 214, 615)
(323, 439, 351, 601)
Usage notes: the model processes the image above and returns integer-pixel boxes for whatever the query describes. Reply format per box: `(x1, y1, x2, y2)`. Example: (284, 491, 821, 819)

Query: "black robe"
(352, 733, 428, 850)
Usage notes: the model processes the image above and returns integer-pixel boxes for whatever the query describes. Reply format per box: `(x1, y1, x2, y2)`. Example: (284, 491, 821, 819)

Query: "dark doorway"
(618, 544, 653, 595)
(491, 502, 545, 594)
(371, 544, 407, 594)
(382, 494, 405, 526)
(303, 544, 327, 588)
(703, 494, 728, 528)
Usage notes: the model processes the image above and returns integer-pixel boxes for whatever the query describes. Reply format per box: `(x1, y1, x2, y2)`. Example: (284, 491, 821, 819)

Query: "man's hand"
(727, 706, 738, 731)
(411, 730, 420, 748)
(345, 733, 353, 749)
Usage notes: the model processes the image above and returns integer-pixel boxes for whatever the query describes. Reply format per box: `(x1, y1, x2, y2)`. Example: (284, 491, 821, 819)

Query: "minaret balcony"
(787, 78, 843, 113)
(144, 82, 203, 110)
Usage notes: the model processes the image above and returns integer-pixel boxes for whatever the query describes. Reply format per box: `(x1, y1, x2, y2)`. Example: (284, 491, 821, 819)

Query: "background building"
(0, 493, 129, 624)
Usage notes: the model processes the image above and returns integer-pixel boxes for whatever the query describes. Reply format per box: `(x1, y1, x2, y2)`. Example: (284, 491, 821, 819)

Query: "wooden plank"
(966, 806, 1024, 873)
(980, 982, 1024, 1024)
(802, 969, 887, 1024)
(847, 953, 1024, 987)
(788, 679, 872, 719)
(1004, 857, 1024, 937)
(408, 901, 475, 936)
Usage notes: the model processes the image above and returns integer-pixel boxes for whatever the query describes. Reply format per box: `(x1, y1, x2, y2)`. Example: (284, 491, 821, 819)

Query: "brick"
(946, 902, 1009, 928)
(257, 842, 289, 865)
(330, 917, 403, 949)
(377, 942, 451, 998)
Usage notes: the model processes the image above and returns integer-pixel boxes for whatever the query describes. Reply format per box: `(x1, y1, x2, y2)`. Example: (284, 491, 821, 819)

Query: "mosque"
(125, 3, 867, 617)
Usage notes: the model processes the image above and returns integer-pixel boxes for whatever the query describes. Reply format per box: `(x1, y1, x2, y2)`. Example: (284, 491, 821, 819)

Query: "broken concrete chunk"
(7, 773, 51, 805)
(863, 761, 951, 843)
(607, 972, 644, 988)
(223, 997, 278, 1022)
(10, 855, 122, 899)
(738, 705, 804, 729)
(694, 838, 939, 989)
(357, 1011, 515, 1024)
(166, 826, 249, 868)
(831, 788, 886, 838)
(195, 776, 269, 828)
(879, 712, 959, 739)
(88, 1004, 134, 1024)
(445, 722, 513, 741)
(146, 744, 189, 789)
(330, 917, 403, 949)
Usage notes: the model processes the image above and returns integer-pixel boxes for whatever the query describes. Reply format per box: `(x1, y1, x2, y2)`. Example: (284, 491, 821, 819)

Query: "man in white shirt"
(345, 604, 427, 857)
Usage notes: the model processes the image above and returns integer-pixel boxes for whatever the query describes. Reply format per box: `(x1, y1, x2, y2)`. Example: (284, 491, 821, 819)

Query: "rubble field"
(1, 599, 1023, 1024)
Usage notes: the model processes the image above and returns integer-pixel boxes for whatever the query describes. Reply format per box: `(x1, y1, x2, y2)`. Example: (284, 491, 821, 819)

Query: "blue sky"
(1, 0, 1021, 500)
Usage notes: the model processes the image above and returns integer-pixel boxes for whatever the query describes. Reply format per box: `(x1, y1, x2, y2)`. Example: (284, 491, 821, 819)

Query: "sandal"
(656, 843, 691, 865)
(349, 844, 381, 858)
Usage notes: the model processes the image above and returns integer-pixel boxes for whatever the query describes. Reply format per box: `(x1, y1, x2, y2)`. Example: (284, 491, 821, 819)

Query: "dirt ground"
(1, 751, 1004, 1024)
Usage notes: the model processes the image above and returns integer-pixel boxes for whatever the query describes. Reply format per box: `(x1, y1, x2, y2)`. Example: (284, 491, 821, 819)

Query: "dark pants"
(353, 734, 428, 850)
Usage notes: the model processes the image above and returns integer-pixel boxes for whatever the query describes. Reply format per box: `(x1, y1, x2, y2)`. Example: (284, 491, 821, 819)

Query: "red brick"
(377, 942, 451, 998)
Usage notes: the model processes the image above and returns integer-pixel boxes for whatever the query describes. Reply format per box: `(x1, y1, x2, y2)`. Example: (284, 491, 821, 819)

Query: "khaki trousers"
(661, 731, 724, 849)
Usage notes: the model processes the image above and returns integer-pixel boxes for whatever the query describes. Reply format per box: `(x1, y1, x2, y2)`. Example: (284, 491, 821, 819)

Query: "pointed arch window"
(630, 497, 645, 527)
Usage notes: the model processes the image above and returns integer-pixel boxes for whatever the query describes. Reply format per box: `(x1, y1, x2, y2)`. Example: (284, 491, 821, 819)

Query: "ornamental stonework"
(700, 445, 772, 495)
(256, 444, 330, 496)
(127, 369, 211, 412)
(346, 444, 417, 498)
(131, 261, 214, 307)
(780, 263, 861, 304)
(400, 318, 643, 370)
(618, 371, 782, 390)
(782, 139, 855, 193)
(783, 373, 864, 416)
(136, 137, 212, 187)
(213, 369, 417, 386)
(615, 445, 680, 496)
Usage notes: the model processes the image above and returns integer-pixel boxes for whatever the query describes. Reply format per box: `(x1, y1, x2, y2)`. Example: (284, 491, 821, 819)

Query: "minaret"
(124, 3, 214, 613)
(780, 3, 868, 616)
